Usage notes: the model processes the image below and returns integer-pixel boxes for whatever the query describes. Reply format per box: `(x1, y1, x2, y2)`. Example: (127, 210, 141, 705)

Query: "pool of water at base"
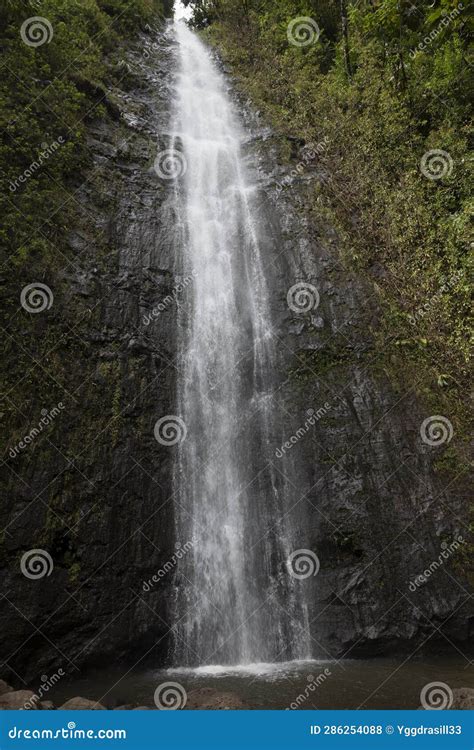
(48, 655, 472, 710)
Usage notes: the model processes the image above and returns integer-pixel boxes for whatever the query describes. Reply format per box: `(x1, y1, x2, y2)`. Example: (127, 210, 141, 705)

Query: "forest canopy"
(184, 0, 472, 447)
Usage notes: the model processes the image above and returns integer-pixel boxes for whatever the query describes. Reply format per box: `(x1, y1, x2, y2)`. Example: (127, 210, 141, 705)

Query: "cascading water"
(171, 20, 311, 667)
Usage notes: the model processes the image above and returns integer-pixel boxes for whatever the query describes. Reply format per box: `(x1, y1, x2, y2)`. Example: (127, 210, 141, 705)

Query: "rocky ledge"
(2, 679, 472, 710)
(0, 680, 248, 710)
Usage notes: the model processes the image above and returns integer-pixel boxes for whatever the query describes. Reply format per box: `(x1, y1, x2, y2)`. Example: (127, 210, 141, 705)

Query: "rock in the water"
(185, 687, 246, 710)
(418, 687, 474, 710)
(0, 690, 41, 709)
(0, 680, 14, 696)
(59, 697, 106, 710)
(40, 701, 55, 710)
(115, 704, 152, 710)
(451, 688, 474, 710)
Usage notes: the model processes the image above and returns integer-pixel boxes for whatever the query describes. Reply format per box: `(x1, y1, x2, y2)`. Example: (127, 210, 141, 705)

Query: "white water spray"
(171, 20, 311, 666)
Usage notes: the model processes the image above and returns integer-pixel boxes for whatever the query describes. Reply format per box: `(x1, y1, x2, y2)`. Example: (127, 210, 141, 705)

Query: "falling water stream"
(171, 21, 311, 667)
(35, 15, 471, 713)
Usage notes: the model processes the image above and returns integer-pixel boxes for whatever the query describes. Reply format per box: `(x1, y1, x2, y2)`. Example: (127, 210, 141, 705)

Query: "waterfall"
(170, 21, 311, 667)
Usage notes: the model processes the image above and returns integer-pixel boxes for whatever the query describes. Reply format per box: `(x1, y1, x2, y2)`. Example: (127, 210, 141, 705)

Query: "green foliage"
(0, 0, 169, 268)
(192, 0, 472, 443)
(0, 1, 170, 487)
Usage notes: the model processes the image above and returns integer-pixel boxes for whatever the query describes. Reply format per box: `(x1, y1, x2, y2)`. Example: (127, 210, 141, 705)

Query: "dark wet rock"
(289, 321, 305, 335)
(0, 25, 177, 683)
(0, 680, 14, 696)
(310, 315, 325, 329)
(0, 690, 41, 709)
(235, 75, 472, 659)
(59, 697, 106, 710)
(40, 700, 55, 709)
(417, 687, 474, 710)
(450, 688, 474, 710)
(185, 687, 247, 710)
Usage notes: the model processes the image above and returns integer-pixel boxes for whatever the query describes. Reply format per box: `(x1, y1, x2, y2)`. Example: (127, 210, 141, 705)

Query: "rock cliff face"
(1, 22, 471, 686)
(236, 96, 472, 658)
(1, 27, 180, 683)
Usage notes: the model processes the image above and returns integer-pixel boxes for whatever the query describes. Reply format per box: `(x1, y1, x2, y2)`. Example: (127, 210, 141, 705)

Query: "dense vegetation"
(186, 0, 472, 451)
(1, 0, 171, 266)
(0, 0, 171, 456)
(1, 0, 470, 462)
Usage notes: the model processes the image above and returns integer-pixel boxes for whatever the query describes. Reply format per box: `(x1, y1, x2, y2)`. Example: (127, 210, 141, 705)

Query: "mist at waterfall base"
(45, 657, 469, 710)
